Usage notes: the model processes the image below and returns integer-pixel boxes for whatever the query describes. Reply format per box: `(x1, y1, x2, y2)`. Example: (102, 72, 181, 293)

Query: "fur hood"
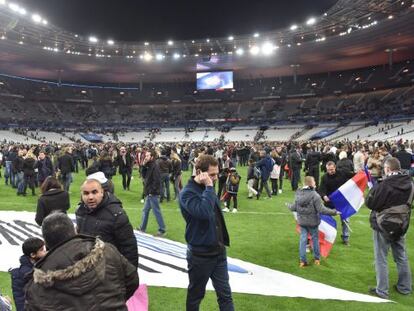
(33, 236, 106, 294)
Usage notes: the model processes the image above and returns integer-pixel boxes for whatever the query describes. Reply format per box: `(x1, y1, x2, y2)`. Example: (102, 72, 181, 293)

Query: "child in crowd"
(246, 159, 259, 199)
(223, 167, 241, 213)
(287, 176, 340, 267)
(10, 237, 47, 311)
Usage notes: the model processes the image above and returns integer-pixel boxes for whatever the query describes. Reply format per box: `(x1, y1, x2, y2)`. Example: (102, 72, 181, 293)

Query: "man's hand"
(323, 196, 330, 203)
(194, 172, 213, 187)
(335, 210, 341, 215)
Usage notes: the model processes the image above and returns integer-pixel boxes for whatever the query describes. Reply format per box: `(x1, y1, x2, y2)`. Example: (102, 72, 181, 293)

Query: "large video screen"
(196, 71, 233, 90)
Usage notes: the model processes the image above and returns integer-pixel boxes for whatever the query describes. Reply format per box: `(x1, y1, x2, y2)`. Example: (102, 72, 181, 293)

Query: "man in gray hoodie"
(288, 176, 340, 267)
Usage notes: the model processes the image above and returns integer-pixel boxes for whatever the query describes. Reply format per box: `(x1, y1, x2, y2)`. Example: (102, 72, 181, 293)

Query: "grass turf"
(0, 166, 413, 310)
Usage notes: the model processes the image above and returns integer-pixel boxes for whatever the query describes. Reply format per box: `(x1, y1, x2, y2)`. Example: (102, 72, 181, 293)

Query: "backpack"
(376, 183, 414, 241)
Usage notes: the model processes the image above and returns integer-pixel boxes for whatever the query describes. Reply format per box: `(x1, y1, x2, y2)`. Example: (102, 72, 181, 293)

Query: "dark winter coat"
(366, 173, 413, 231)
(10, 255, 33, 311)
(76, 193, 138, 267)
(25, 236, 139, 311)
(143, 160, 161, 196)
(23, 158, 36, 177)
(336, 158, 354, 175)
(57, 153, 74, 174)
(35, 189, 70, 226)
(116, 153, 133, 174)
(36, 157, 54, 184)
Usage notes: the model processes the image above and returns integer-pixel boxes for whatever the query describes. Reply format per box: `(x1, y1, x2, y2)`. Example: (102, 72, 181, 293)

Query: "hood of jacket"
(33, 236, 106, 296)
(384, 173, 412, 192)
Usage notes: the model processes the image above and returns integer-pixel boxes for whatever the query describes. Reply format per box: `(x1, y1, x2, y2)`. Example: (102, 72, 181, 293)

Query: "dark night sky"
(20, 0, 337, 41)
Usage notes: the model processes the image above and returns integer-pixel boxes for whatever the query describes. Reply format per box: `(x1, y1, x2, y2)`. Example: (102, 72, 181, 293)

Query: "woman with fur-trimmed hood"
(25, 213, 139, 311)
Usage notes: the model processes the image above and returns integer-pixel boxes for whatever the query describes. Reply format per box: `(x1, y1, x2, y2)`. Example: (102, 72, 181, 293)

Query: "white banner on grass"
(0, 211, 388, 303)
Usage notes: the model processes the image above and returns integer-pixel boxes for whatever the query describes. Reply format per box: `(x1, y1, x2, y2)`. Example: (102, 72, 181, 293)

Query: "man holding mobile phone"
(179, 155, 234, 311)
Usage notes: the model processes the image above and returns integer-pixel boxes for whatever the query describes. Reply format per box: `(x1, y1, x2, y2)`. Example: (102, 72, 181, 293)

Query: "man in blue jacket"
(179, 155, 234, 311)
(255, 150, 274, 199)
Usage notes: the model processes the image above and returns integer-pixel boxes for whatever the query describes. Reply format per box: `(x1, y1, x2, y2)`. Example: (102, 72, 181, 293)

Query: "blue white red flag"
(329, 171, 368, 220)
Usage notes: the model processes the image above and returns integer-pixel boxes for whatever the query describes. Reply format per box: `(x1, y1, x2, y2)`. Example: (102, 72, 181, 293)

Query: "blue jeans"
(373, 230, 412, 296)
(60, 172, 72, 192)
(160, 173, 170, 202)
(4, 161, 14, 186)
(291, 168, 301, 191)
(140, 195, 166, 233)
(341, 218, 350, 242)
(300, 225, 320, 262)
(15, 172, 24, 194)
(186, 250, 234, 311)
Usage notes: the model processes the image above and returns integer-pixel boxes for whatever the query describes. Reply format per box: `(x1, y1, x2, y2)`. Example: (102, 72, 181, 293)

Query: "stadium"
(0, 0, 413, 310)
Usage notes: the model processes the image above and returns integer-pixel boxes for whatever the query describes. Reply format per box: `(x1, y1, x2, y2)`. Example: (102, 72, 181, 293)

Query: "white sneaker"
(278, 189, 282, 194)
(222, 208, 230, 212)
(140, 199, 144, 204)
(232, 209, 238, 213)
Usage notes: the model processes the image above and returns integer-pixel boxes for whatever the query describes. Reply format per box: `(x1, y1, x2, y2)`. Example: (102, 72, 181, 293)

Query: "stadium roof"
(0, 0, 413, 83)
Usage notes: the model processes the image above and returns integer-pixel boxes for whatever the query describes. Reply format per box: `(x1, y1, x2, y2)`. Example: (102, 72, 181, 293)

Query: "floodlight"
(236, 48, 244, 55)
(306, 17, 316, 25)
(143, 53, 153, 61)
(290, 24, 298, 31)
(250, 46, 260, 55)
(107, 39, 114, 45)
(262, 42, 275, 55)
(89, 36, 98, 43)
(32, 14, 42, 23)
(155, 53, 164, 61)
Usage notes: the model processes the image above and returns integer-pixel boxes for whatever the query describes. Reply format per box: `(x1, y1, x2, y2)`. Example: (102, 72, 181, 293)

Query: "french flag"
(329, 171, 368, 220)
(318, 215, 338, 257)
(293, 213, 337, 257)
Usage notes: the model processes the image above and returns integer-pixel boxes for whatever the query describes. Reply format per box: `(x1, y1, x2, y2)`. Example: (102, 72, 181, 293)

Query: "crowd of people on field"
(0, 138, 413, 309)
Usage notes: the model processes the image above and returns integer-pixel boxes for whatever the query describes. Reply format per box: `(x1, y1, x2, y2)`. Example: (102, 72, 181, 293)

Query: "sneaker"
(314, 259, 321, 266)
(232, 209, 238, 213)
(247, 196, 253, 199)
(393, 284, 411, 295)
(343, 240, 350, 246)
(368, 287, 388, 299)
(140, 199, 145, 204)
(278, 189, 282, 194)
(222, 208, 230, 212)
(155, 231, 167, 238)
(299, 262, 307, 268)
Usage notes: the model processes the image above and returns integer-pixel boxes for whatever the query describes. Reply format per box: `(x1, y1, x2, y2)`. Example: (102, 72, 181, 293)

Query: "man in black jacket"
(304, 145, 321, 189)
(76, 179, 138, 267)
(116, 146, 133, 191)
(319, 161, 354, 245)
(157, 151, 172, 202)
(25, 213, 139, 311)
(57, 147, 75, 192)
(365, 157, 412, 299)
(395, 145, 412, 174)
(289, 146, 303, 191)
(139, 149, 166, 236)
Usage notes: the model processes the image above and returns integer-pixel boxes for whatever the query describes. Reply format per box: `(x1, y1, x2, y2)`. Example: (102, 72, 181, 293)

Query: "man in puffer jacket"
(288, 176, 340, 267)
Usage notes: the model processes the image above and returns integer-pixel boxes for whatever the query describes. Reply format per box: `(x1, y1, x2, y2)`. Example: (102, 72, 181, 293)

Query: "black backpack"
(376, 183, 414, 241)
